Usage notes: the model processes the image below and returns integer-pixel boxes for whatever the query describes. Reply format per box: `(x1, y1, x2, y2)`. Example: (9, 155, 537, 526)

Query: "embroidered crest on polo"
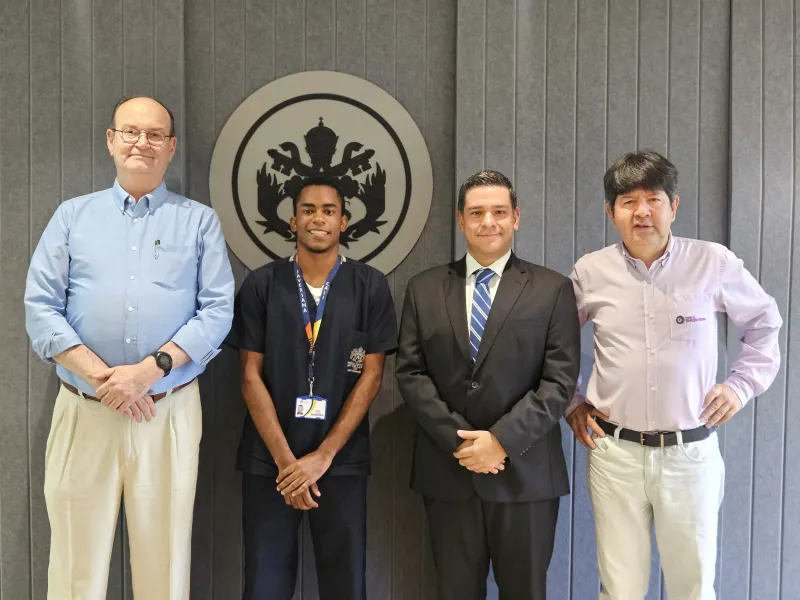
(348, 346, 366, 374)
(209, 70, 434, 275)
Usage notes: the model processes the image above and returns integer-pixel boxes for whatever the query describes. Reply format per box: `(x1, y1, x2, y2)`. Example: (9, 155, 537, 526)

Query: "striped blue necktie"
(469, 268, 495, 360)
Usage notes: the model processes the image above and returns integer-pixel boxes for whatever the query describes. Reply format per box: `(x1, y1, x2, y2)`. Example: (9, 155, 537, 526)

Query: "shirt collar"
(112, 179, 168, 215)
(620, 234, 675, 266)
(290, 253, 347, 263)
(466, 248, 511, 280)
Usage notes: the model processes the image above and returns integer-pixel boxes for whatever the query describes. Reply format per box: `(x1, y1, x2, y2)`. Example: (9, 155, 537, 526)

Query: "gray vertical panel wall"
(2, 1, 800, 599)
(729, 2, 799, 600)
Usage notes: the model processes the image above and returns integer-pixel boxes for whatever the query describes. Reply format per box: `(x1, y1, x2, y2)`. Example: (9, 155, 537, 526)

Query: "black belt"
(596, 418, 715, 448)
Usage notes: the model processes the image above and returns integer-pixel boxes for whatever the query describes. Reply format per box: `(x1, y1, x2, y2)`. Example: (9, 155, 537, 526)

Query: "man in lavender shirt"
(567, 150, 782, 600)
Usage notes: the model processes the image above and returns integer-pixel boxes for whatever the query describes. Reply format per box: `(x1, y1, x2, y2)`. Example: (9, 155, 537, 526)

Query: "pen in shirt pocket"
(154, 239, 160, 260)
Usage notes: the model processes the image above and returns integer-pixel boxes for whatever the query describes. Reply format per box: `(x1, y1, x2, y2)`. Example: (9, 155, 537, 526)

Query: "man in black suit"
(396, 170, 581, 600)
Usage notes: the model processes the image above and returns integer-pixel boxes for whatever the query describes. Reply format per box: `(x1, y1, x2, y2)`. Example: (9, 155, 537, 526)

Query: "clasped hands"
(276, 450, 333, 511)
(453, 430, 508, 475)
(90, 361, 163, 423)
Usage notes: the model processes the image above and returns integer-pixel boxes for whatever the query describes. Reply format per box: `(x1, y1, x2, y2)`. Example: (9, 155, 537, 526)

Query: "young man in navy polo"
(227, 176, 397, 600)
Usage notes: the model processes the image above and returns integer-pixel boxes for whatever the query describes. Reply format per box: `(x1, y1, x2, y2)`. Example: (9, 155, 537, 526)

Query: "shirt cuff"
(723, 377, 751, 407)
(172, 328, 221, 367)
(565, 392, 586, 417)
(32, 331, 83, 364)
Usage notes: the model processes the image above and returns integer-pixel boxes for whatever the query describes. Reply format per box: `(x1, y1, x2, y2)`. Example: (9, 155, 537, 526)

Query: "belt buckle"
(640, 431, 665, 448)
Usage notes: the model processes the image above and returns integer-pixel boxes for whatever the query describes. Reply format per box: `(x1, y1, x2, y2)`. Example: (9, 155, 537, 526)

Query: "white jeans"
(45, 381, 202, 600)
(587, 428, 725, 600)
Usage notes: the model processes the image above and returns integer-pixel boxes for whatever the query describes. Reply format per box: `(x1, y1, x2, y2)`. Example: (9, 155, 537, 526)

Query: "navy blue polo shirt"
(227, 257, 397, 477)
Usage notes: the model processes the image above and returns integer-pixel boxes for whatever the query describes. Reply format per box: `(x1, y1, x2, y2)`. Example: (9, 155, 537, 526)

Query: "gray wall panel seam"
(696, 0, 701, 240)
(152, 0, 156, 96)
(779, 3, 796, 596)
(748, 3, 767, 597)
(604, 0, 609, 248)
(483, 0, 487, 168)
(27, 0, 33, 594)
(512, 0, 517, 254)
(304, 0, 307, 71)
(60, 0, 64, 207)
(543, 0, 548, 265)
(334, 0, 338, 69)
(666, 0, 671, 157)
(573, 0, 578, 268)
(636, 0, 640, 147)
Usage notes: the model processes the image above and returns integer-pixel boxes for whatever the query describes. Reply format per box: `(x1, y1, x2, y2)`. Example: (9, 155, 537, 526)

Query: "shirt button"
(650, 385, 657, 392)
(128, 306, 134, 312)
(132, 246, 137, 251)
(125, 338, 131, 344)
(133, 218, 140, 223)
(649, 349, 655, 355)
(130, 275, 135, 280)
(471, 382, 479, 389)
(647, 313, 654, 319)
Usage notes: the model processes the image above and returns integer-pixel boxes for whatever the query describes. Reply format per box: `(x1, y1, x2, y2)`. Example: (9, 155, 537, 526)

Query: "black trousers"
(424, 494, 560, 600)
(242, 472, 367, 600)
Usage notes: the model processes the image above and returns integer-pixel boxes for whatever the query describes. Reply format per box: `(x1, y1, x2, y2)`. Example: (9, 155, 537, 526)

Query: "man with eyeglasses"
(24, 95, 234, 599)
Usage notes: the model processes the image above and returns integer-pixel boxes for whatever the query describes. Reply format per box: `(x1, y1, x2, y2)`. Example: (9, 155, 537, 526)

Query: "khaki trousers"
(45, 381, 202, 600)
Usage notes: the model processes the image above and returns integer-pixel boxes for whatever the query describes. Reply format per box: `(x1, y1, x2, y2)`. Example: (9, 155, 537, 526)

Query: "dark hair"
(292, 176, 345, 213)
(109, 95, 176, 136)
(457, 169, 517, 212)
(603, 150, 678, 210)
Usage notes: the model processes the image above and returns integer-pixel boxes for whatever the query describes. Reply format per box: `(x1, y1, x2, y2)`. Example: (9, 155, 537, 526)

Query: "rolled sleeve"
(170, 210, 235, 366)
(24, 204, 83, 362)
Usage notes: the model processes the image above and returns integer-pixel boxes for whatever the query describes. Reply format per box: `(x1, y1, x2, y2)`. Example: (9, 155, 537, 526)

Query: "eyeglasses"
(111, 128, 172, 147)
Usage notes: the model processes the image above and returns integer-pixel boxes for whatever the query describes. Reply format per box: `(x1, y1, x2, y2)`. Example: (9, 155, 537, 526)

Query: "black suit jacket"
(395, 253, 581, 503)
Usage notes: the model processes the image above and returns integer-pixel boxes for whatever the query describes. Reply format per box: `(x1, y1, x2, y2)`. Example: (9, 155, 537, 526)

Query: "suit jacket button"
(471, 381, 479, 389)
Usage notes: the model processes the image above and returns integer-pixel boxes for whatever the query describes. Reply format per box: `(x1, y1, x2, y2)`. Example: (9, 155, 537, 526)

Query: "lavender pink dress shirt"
(569, 236, 782, 432)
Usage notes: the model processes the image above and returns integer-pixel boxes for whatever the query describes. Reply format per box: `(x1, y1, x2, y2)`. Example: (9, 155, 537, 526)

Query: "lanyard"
(294, 255, 342, 395)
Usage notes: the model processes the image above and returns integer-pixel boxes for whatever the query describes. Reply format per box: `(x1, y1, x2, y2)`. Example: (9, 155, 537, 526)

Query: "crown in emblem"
(304, 117, 339, 169)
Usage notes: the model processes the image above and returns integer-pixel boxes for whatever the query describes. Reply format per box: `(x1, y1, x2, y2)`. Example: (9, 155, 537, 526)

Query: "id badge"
(295, 396, 327, 420)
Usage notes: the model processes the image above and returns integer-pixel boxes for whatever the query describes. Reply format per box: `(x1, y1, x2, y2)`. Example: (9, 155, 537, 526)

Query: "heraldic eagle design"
(255, 117, 388, 247)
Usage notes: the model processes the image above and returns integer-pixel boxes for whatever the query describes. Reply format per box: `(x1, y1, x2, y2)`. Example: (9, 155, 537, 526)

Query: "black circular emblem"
(676, 316, 685, 324)
(231, 94, 411, 263)
(209, 71, 433, 275)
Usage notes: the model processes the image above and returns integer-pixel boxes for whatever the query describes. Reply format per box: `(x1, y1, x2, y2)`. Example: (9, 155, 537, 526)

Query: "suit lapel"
(473, 254, 528, 372)
(444, 257, 471, 362)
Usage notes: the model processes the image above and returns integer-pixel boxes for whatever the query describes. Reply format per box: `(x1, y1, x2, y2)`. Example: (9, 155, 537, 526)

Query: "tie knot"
(475, 268, 495, 286)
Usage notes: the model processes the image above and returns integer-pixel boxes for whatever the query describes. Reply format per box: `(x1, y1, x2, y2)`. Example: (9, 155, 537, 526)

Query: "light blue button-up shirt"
(24, 180, 235, 395)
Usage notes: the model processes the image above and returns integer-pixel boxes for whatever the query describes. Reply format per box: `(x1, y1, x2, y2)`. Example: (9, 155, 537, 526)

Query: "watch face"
(157, 353, 172, 370)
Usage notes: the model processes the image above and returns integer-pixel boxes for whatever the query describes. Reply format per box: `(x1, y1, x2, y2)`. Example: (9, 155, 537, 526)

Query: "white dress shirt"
(465, 249, 512, 328)
(569, 236, 782, 432)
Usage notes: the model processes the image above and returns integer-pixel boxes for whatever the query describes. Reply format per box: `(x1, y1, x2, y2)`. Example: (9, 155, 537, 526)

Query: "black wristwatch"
(150, 351, 173, 377)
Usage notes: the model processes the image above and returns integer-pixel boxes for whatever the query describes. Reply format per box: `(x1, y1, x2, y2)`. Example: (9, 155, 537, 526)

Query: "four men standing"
(24, 95, 781, 600)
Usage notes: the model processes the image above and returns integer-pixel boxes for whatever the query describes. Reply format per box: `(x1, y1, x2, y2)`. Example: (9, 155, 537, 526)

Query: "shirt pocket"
(152, 243, 197, 291)
(668, 295, 713, 341)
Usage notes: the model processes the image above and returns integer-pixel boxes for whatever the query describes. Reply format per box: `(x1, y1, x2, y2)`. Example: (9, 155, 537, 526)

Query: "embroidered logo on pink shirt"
(675, 315, 706, 324)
